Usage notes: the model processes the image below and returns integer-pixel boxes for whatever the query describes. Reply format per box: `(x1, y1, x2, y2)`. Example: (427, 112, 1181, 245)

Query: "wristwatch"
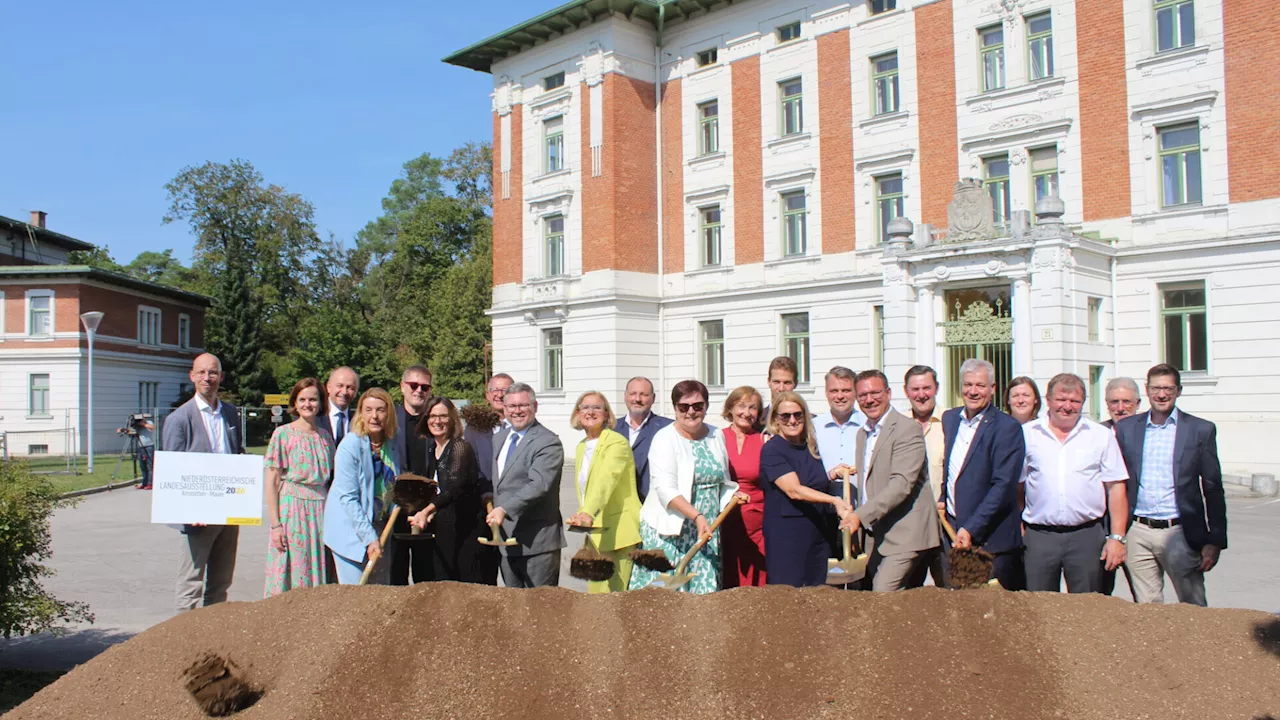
(1106, 533, 1126, 544)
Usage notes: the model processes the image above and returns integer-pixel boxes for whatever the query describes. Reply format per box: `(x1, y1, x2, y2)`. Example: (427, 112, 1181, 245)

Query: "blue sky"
(1, 0, 537, 263)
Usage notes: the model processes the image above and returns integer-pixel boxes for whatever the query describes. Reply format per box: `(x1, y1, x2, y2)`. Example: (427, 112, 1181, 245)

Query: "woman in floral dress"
(264, 377, 335, 596)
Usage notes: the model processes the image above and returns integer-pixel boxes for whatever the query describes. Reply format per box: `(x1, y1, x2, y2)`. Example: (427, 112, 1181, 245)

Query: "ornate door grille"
(938, 294, 1014, 408)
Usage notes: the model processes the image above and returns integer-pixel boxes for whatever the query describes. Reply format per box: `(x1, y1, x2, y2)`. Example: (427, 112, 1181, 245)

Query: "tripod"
(111, 432, 143, 484)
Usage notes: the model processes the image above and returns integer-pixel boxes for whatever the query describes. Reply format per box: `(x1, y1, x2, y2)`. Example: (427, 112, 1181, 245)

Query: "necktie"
(502, 432, 519, 476)
(335, 412, 346, 444)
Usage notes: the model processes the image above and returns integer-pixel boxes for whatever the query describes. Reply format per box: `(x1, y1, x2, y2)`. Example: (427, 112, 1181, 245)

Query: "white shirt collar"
(627, 411, 653, 431)
(195, 394, 220, 414)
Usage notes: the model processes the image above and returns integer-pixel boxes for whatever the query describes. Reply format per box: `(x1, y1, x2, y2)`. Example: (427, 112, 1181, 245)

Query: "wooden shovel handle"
(937, 506, 959, 543)
(359, 505, 400, 586)
(673, 495, 743, 576)
(840, 468, 854, 559)
(485, 500, 503, 543)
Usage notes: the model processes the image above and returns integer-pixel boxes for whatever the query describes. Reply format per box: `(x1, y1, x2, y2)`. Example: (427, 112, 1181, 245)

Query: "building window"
(872, 52, 900, 116)
(980, 25, 1005, 92)
(779, 78, 803, 136)
(1155, 0, 1194, 53)
(700, 205, 722, 267)
(178, 313, 191, 349)
(1159, 123, 1202, 207)
(698, 100, 720, 155)
(544, 215, 565, 277)
(27, 292, 52, 337)
(780, 190, 807, 257)
(1030, 146, 1059, 205)
(139, 381, 159, 412)
(1026, 12, 1054, 80)
(544, 116, 564, 174)
(984, 155, 1012, 226)
(696, 48, 718, 67)
(543, 71, 565, 91)
(138, 306, 162, 346)
(777, 22, 801, 43)
(873, 305, 885, 369)
(1087, 297, 1102, 343)
(781, 313, 810, 384)
(699, 320, 725, 387)
(1088, 366, 1104, 421)
(876, 173, 905, 245)
(28, 444, 49, 455)
(870, 0, 897, 14)
(543, 328, 564, 391)
(29, 374, 50, 416)
(1161, 283, 1207, 372)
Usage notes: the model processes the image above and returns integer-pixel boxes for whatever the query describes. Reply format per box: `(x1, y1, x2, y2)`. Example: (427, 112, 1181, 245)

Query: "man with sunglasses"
(390, 364, 435, 584)
(838, 370, 940, 591)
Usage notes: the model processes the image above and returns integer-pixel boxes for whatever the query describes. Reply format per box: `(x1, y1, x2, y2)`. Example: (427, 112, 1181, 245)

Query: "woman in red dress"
(720, 386, 767, 587)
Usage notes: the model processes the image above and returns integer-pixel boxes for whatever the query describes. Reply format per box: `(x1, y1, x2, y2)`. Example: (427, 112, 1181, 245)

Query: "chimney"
(29, 210, 47, 229)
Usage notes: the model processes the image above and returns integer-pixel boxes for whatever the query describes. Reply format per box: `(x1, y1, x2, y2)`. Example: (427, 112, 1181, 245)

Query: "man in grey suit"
(487, 382, 565, 587)
(839, 369, 941, 591)
(162, 353, 245, 611)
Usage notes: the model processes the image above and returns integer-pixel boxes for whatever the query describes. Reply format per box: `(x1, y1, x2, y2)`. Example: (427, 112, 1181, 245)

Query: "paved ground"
(2, 477, 1274, 672)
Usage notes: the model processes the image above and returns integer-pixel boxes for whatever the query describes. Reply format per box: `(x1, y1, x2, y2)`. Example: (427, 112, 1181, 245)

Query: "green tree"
(67, 246, 124, 272)
(428, 237, 492, 403)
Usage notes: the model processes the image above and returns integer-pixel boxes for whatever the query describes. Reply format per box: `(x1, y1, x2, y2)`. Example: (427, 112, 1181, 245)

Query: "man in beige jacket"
(840, 369, 942, 591)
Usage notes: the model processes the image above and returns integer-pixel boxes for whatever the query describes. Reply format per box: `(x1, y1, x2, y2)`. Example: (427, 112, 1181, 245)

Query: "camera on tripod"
(116, 413, 151, 437)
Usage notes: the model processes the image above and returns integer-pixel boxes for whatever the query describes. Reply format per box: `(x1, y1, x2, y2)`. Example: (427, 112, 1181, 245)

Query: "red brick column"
(818, 28, 855, 253)
(732, 56, 763, 264)
(1224, 0, 1280, 203)
(492, 108, 523, 285)
(915, 0, 959, 228)
(1076, 0, 1132, 221)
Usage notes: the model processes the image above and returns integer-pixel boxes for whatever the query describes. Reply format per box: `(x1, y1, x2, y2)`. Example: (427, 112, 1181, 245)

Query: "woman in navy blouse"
(759, 391, 851, 587)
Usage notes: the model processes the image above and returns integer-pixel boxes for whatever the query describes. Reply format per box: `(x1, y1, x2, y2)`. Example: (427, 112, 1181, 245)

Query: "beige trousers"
(1124, 521, 1207, 606)
(176, 525, 239, 611)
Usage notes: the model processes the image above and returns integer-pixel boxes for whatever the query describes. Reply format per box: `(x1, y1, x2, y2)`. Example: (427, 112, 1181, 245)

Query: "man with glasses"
(614, 376, 672, 501)
(488, 383, 566, 587)
(1102, 377, 1141, 430)
(838, 370, 940, 591)
(389, 365, 435, 584)
(1114, 364, 1226, 606)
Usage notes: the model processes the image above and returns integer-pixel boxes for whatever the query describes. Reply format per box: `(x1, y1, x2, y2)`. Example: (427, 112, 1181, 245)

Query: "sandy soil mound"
(8, 584, 1280, 720)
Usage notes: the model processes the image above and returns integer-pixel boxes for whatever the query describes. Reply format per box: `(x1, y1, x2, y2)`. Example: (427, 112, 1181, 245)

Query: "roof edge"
(0, 265, 212, 306)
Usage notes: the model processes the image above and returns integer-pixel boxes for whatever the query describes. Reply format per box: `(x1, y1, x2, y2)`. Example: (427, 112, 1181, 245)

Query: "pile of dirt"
(8, 584, 1280, 719)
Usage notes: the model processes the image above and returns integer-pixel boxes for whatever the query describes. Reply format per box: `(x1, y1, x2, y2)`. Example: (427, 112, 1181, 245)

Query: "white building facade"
(446, 0, 1280, 477)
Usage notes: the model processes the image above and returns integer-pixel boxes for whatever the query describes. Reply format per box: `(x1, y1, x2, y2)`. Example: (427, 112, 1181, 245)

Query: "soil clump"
(8, 584, 1279, 720)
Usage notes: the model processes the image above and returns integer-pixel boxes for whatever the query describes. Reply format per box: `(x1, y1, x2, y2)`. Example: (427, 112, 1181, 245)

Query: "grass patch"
(15, 445, 268, 496)
(0, 669, 65, 714)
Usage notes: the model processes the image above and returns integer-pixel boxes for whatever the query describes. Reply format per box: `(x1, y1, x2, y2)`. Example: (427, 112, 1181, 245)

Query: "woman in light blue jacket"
(324, 387, 400, 585)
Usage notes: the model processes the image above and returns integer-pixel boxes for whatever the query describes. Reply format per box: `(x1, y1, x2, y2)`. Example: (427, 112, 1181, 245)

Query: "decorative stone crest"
(988, 113, 1043, 132)
(581, 43, 604, 87)
(946, 179, 995, 244)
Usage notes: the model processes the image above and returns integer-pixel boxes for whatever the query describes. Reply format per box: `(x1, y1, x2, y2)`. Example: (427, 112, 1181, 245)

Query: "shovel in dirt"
(478, 500, 518, 547)
(826, 468, 869, 586)
(937, 508, 999, 589)
(648, 496, 743, 591)
(358, 505, 400, 586)
(391, 473, 438, 540)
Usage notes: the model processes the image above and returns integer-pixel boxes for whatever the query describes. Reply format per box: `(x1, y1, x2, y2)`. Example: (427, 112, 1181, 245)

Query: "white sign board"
(150, 451, 265, 526)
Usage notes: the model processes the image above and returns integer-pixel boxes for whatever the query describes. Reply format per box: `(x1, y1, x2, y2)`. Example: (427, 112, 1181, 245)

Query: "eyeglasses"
(856, 388, 887, 402)
(1107, 398, 1137, 406)
(579, 405, 605, 413)
(505, 403, 532, 411)
(427, 414, 451, 422)
(1147, 385, 1179, 395)
(404, 382, 432, 393)
(676, 402, 707, 414)
(487, 387, 507, 395)
(776, 411, 805, 423)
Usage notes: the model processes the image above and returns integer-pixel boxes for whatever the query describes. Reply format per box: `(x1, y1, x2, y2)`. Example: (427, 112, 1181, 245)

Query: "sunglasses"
(776, 411, 805, 423)
(404, 382, 432, 393)
(676, 402, 707, 414)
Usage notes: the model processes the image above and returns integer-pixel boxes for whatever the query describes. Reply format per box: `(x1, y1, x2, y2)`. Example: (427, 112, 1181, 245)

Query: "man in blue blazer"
(1115, 364, 1226, 606)
(940, 359, 1027, 590)
(614, 376, 672, 501)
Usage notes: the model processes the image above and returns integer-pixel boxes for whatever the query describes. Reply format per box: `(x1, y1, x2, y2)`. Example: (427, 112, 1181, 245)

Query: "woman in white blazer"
(630, 380, 746, 593)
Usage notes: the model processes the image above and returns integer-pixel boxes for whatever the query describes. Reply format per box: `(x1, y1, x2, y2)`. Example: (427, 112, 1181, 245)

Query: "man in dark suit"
(1100, 376, 1141, 599)
(390, 365, 434, 584)
(488, 383, 566, 587)
(162, 353, 245, 611)
(614, 376, 672, 501)
(940, 358, 1027, 590)
(1115, 364, 1227, 606)
(317, 366, 359, 444)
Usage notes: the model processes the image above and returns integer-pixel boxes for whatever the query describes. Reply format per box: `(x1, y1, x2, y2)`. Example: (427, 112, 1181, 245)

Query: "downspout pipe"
(654, 1, 668, 412)
(1110, 253, 1120, 385)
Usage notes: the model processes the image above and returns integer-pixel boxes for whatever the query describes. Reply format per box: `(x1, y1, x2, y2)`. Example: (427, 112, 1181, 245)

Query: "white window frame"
(28, 373, 51, 417)
(780, 312, 811, 385)
(543, 327, 564, 392)
(178, 313, 191, 349)
(0, 290, 6, 336)
(138, 305, 163, 347)
(698, 319, 726, 388)
(25, 289, 54, 337)
(1087, 297, 1102, 343)
(138, 381, 160, 412)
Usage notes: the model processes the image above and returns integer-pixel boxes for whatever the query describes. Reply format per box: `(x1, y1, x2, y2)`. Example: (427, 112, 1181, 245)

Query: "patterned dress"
(264, 423, 334, 596)
(629, 434, 727, 594)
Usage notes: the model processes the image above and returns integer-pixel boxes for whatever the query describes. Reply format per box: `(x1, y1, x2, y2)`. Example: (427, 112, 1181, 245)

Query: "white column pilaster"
(1013, 275, 1033, 375)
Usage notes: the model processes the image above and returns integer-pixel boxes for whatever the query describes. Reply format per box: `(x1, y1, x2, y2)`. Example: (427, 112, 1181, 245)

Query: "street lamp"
(80, 312, 104, 473)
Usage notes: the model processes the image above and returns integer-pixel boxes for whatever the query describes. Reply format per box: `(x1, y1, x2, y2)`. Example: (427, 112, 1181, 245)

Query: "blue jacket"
(940, 405, 1025, 554)
(614, 414, 673, 501)
(324, 433, 400, 563)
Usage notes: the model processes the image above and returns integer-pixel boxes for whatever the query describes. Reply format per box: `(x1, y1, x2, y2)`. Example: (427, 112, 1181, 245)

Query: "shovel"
(649, 496, 743, 591)
(937, 508, 999, 589)
(358, 505, 400, 586)
(478, 500, 518, 547)
(826, 468, 870, 586)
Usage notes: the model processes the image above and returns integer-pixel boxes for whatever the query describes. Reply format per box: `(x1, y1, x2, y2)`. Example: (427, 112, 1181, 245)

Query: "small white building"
(0, 212, 208, 460)
(445, 0, 1280, 478)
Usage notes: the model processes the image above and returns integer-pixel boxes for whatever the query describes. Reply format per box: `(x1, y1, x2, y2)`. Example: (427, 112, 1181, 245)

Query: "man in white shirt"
(813, 366, 866, 483)
(319, 366, 359, 446)
(161, 353, 245, 611)
(612, 377, 672, 501)
(1020, 373, 1129, 593)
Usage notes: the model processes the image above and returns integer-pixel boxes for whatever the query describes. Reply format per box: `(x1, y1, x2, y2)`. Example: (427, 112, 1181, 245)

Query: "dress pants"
(500, 549, 561, 588)
(863, 536, 935, 592)
(1124, 521, 1207, 606)
(1024, 521, 1104, 593)
(176, 525, 239, 611)
(332, 550, 390, 585)
(388, 509, 433, 585)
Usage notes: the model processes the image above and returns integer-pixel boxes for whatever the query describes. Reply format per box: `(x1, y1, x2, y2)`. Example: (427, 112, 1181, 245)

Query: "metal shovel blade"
(649, 570, 697, 591)
(825, 553, 870, 586)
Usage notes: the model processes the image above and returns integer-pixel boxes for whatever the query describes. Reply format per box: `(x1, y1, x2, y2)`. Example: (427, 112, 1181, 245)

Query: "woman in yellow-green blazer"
(567, 391, 643, 593)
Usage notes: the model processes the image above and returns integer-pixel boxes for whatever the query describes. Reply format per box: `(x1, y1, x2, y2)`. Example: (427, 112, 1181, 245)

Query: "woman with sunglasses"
(630, 380, 747, 593)
(760, 391, 852, 587)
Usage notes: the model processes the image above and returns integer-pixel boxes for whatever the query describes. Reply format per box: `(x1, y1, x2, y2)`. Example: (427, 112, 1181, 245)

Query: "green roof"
(443, 0, 729, 73)
(0, 265, 211, 306)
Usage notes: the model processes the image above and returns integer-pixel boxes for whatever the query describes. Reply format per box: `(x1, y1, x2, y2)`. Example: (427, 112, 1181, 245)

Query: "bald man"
(162, 353, 246, 612)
